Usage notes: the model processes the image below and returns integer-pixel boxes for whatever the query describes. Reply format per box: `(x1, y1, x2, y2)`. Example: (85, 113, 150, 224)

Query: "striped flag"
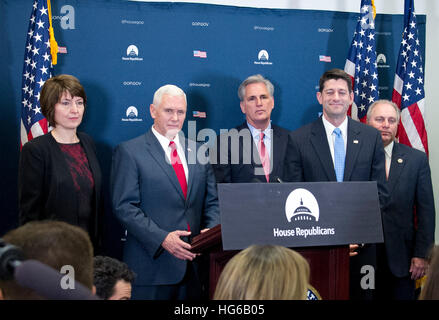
(20, 0, 57, 147)
(344, 0, 379, 123)
(193, 50, 207, 58)
(391, 0, 428, 154)
(319, 55, 331, 63)
(193, 111, 207, 118)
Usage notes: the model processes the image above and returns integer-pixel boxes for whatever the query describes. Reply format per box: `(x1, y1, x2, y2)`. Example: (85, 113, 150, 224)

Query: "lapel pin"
(397, 158, 403, 163)
(353, 140, 359, 144)
(187, 148, 192, 152)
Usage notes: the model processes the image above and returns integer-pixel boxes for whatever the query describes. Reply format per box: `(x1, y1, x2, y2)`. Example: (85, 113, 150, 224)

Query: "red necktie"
(258, 132, 270, 182)
(169, 141, 187, 199)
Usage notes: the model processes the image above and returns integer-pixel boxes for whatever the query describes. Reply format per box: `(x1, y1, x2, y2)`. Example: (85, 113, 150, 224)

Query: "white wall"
(133, 0, 439, 242)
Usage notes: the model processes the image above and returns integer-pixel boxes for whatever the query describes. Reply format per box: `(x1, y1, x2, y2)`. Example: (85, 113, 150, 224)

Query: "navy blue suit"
(212, 122, 290, 183)
(376, 142, 435, 299)
(111, 130, 219, 299)
(284, 116, 388, 300)
(284, 117, 388, 207)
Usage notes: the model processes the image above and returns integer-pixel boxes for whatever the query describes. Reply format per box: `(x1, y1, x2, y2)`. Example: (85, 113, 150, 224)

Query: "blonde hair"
(213, 245, 310, 300)
(419, 245, 439, 300)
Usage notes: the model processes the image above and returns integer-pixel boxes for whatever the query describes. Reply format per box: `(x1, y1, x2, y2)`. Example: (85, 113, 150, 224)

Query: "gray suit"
(111, 130, 219, 298)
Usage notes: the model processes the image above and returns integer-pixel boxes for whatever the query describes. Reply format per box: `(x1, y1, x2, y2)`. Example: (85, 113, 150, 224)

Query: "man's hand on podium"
(349, 244, 359, 257)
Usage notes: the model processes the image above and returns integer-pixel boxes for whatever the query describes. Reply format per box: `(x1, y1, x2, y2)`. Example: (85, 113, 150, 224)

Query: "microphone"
(0, 238, 98, 300)
(273, 176, 284, 183)
(0, 239, 23, 281)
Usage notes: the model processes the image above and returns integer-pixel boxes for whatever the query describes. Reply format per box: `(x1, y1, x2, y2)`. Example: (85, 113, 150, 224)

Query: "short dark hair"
(93, 256, 136, 300)
(319, 68, 353, 93)
(40, 74, 87, 127)
(0, 221, 94, 299)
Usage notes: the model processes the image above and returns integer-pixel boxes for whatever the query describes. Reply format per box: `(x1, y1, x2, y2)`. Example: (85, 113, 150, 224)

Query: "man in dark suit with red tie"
(111, 84, 219, 300)
(212, 74, 290, 183)
(367, 99, 435, 300)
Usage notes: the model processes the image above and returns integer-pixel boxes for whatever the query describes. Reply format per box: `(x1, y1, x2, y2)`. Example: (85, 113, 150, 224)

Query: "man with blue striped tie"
(284, 69, 388, 300)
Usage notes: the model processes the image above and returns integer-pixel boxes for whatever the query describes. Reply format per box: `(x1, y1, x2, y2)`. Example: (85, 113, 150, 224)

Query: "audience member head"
(213, 244, 310, 300)
(0, 220, 94, 299)
(40, 74, 87, 128)
(419, 245, 439, 300)
(93, 255, 136, 300)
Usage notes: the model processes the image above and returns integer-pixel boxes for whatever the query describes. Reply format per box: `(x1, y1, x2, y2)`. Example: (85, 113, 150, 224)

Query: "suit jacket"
(212, 122, 290, 183)
(383, 142, 435, 277)
(18, 132, 103, 248)
(284, 117, 388, 207)
(284, 116, 388, 300)
(111, 130, 219, 286)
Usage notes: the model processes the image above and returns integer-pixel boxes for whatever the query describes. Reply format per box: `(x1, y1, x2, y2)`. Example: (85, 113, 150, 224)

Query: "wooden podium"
(191, 224, 350, 300)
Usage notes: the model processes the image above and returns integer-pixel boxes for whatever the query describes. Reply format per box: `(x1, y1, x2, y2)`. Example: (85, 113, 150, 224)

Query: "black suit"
(377, 142, 435, 299)
(212, 122, 290, 183)
(18, 132, 102, 249)
(284, 116, 388, 300)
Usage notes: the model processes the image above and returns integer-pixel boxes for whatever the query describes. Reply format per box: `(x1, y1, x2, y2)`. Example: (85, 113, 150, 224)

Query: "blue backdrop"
(0, 0, 425, 259)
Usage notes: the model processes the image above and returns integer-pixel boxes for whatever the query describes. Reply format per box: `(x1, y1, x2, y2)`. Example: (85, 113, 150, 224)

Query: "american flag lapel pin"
(353, 140, 359, 144)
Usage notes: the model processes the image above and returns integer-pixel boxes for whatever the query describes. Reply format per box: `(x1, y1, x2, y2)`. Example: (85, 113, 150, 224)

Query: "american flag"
(391, 0, 428, 155)
(20, 0, 53, 147)
(319, 55, 331, 63)
(193, 50, 207, 58)
(344, 0, 379, 123)
(193, 111, 206, 118)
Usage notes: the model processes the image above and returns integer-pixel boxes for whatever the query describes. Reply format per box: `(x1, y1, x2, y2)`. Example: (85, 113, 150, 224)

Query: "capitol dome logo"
(127, 45, 139, 57)
(122, 106, 143, 122)
(122, 45, 143, 61)
(254, 49, 273, 65)
(377, 53, 389, 68)
(285, 188, 319, 222)
(377, 53, 386, 64)
(258, 50, 269, 61)
(126, 106, 138, 118)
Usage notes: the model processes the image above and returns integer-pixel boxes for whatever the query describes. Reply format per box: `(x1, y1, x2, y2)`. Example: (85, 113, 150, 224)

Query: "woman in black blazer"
(18, 74, 102, 251)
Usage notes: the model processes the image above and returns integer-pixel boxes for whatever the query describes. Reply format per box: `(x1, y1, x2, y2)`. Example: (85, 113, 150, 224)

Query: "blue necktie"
(333, 128, 345, 182)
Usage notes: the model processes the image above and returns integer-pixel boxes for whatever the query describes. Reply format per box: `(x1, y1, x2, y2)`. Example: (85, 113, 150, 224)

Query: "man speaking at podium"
(284, 69, 388, 300)
(111, 85, 219, 300)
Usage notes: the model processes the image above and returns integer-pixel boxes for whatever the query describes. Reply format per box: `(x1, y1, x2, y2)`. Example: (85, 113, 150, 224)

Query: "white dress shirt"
(384, 141, 394, 179)
(151, 126, 189, 182)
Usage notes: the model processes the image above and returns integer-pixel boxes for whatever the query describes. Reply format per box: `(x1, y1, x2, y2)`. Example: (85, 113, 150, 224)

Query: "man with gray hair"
(367, 99, 435, 300)
(212, 74, 290, 183)
(111, 84, 219, 300)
